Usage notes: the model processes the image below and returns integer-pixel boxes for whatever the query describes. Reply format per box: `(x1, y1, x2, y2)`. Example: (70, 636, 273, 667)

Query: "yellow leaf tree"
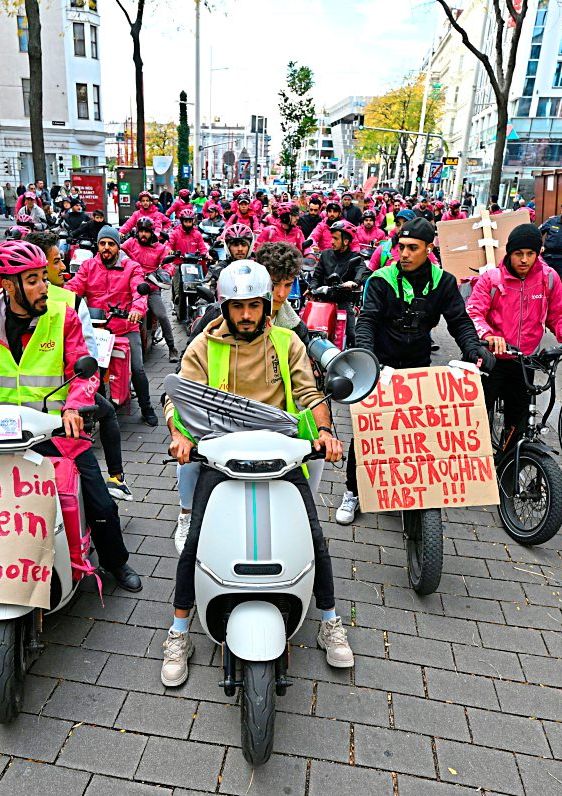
(355, 73, 444, 186)
(145, 121, 177, 166)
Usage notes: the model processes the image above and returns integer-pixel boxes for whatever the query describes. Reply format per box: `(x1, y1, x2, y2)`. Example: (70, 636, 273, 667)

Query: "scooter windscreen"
(308, 338, 380, 405)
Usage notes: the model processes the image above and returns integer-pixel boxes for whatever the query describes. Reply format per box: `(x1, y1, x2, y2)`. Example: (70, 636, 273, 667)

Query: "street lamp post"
(193, 0, 201, 188)
(208, 51, 229, 183)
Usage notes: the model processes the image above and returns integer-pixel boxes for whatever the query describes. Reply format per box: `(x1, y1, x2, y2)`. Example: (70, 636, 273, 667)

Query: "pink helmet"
(0, 240, 47, 275)
(277, 202, 294, 216)
(449, 199, 461, 209)
(210, 190, 221, 199)
(23, 191, 36, 200)
(435, 201, 445, 210)
(138, 190, 151, 200)
(330, 219, 357, 244)
(179, 189, 190, 200)
(178, 208, 196, 221)
(16, 213, 35, 227)
(223, 223, 255, 254)
(206, 203, 223, 215)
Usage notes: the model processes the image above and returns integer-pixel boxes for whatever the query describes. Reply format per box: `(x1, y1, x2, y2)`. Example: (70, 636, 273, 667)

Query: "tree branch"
(492, 0, 506, 88)
(505, 0, 529, 90)
(435, 0, 502, 101)
(114, 0, 132, 28)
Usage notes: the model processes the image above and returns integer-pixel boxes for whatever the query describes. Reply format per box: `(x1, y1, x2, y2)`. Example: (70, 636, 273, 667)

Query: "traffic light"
(58, 156, 65, 173)
(3, 160, 10, 175)
(416, 164, 424, 183)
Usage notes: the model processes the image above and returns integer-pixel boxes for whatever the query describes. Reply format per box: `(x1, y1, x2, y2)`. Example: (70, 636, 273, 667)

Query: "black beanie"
(399, 217, 435, 244)
(505, 223, 542, 256)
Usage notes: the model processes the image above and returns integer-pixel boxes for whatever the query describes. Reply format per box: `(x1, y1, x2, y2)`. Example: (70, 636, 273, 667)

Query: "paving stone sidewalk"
(0, 316, 560, 796)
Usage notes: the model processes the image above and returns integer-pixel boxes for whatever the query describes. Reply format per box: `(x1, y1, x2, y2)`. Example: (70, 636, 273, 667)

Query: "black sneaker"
(142, 408, 158, 426)
(169, 347, 180, 363)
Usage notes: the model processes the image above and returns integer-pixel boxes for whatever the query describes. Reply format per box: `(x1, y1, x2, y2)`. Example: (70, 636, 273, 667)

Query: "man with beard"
(0, 239, 141, 591)
(67, 226, 159, 426)
(122, 217, 179, 362)
(298, 195, 323, 239)
(310, 200, 356, 251)
(160, 260, 355, 687)
(341, 191, 362, 226)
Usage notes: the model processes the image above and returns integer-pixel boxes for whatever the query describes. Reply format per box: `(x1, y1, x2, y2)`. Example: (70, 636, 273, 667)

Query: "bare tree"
(435, 0, 529, 199)
(24, 0, 46, 182)
(114, 0, 146, 169)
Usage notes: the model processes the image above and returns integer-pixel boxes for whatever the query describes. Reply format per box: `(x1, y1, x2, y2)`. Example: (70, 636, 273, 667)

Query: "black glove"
(465, 346, 496, 374)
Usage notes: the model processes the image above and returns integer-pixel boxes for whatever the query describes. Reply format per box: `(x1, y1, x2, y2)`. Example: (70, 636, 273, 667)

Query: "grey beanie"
(97, 225, 120, 246)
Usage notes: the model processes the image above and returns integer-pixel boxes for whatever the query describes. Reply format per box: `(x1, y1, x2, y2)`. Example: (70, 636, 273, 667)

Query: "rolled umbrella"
(163, 374, 298, 440)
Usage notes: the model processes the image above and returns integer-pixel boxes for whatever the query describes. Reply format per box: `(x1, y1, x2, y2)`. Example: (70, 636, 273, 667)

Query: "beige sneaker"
(161, 630, 194, 686)
(317, 617, 354, 668)
(174, 513, 191, 555)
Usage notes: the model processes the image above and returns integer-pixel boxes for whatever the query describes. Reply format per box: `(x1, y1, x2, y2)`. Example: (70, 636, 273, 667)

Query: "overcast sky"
(101, 0, 438, 150)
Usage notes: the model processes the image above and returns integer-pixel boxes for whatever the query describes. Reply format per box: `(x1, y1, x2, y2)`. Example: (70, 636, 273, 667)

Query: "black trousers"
(483, 358, 532, 434)
(346, 437, 358, 496)
(94, 393, 123, 477)
(340, 302, 356, 348)
(174, 466, 335, 611)
(33, 441, 129, 571)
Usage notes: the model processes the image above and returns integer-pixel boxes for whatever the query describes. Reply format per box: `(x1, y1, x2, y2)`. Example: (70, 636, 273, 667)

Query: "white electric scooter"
(0, 356, 98, 723)
(168, 341, 379, 766)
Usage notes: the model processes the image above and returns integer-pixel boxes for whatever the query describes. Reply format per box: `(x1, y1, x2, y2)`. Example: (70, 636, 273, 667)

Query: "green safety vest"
(0, 299, 68, 414)
(173, 325, 318, 443)
(364, 260, 444, 304)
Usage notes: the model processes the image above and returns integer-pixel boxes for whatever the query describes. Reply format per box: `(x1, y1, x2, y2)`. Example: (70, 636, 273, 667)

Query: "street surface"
(0, 303, 560, 795)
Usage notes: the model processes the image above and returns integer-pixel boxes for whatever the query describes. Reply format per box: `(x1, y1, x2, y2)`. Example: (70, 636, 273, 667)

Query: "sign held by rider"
(0, 455, 56, 609)
(351, 366, 500, 512)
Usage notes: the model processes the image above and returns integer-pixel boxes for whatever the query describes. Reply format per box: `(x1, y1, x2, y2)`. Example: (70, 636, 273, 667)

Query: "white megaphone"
(307, 338, 380, 404)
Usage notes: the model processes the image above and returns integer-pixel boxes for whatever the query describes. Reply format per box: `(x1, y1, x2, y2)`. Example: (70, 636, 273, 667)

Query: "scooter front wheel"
(0, 618, 26, 724)
(403, 508, 443, 595)
(240, 660, 276, 766)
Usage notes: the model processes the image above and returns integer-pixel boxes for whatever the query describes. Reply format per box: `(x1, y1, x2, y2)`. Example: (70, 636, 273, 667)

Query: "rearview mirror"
(73, 355, 98, 379)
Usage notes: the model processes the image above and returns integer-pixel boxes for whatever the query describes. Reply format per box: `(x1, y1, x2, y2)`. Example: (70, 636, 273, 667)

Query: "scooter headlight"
(225, 459, 286, 474)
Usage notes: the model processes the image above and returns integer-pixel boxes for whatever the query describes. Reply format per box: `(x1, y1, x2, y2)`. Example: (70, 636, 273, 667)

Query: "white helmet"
(217, 260, 272, 315)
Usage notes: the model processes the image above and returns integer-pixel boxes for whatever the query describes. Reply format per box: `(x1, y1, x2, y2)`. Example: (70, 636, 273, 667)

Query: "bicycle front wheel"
(498, 449, 562, 545)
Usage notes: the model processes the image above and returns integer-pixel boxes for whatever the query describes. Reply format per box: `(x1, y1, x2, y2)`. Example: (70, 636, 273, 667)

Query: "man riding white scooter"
(0, 240, 141, 591)
(161, 261, 355, 687)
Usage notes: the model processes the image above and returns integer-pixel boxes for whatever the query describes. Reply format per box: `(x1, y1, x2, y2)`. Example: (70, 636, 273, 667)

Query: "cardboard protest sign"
(350, 366, 500, 512)
(0, 455, 56, 609)
(437, 208, 530, 282)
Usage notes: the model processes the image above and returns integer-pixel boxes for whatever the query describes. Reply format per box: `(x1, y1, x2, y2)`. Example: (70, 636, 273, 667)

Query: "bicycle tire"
(498, 448, 562, 545)
(403, 509, 443, 595)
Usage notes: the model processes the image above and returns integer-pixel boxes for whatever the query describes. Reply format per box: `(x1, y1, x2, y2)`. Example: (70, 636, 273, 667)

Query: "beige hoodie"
(164, 317, 323, 422)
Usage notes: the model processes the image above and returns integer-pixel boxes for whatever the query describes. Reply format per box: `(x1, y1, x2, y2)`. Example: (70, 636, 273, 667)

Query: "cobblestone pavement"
(0, 312, 561, 796)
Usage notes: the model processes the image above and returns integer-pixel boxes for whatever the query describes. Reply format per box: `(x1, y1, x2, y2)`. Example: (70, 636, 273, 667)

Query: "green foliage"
(177, 90, 191, 190)
(278, 61, 317, 193)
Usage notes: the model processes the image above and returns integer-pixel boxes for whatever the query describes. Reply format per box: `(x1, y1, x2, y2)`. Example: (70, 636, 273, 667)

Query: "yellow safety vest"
(48, 282, 78, 311)
(173, 326, 318, 442)
(0, 300, 68, 414)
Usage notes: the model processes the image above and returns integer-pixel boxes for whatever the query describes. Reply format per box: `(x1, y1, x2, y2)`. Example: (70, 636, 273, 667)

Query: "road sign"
(181, 165, 191, 179)
(442, 156, 460, 166)
(302, 165, 311, 172)
(428, 161, 443, 184)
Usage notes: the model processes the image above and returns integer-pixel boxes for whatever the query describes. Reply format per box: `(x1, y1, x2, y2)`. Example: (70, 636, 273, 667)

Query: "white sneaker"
(317, 617, 354, 668)
(161, 629, 194, 686)
(336, 491, 359, 525)
(174, 512, 191, 555)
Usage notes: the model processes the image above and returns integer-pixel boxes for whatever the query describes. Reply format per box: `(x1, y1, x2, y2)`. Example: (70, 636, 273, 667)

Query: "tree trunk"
(489, 96, 508, 202)
(24, 0, 46, 183)
(131, 22, 145, 169)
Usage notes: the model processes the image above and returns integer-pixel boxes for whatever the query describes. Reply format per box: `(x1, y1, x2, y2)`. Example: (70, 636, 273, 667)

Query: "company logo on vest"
(39, 340, 56, 352)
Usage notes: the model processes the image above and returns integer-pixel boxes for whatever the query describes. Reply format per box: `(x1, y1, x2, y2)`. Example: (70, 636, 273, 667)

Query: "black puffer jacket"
(357, 260, 488, 369)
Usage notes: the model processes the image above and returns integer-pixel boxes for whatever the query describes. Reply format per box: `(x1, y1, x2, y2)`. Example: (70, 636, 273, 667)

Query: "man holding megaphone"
(336, 217, 496, 525)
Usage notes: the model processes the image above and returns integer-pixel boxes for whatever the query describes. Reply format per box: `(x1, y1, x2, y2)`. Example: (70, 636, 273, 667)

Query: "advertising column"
(117, 167, 145, 226)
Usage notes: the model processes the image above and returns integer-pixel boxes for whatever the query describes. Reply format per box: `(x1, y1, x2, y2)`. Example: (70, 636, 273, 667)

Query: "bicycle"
(490, 343, 562, 545)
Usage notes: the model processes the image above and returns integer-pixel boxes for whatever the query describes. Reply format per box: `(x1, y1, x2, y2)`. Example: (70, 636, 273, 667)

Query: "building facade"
(463, 0, 562, 204)
(295, 114, 338, 186)
(200, 120, 270, 186)
(325, 96, 370, 184)
(0, 0, 106, 187)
